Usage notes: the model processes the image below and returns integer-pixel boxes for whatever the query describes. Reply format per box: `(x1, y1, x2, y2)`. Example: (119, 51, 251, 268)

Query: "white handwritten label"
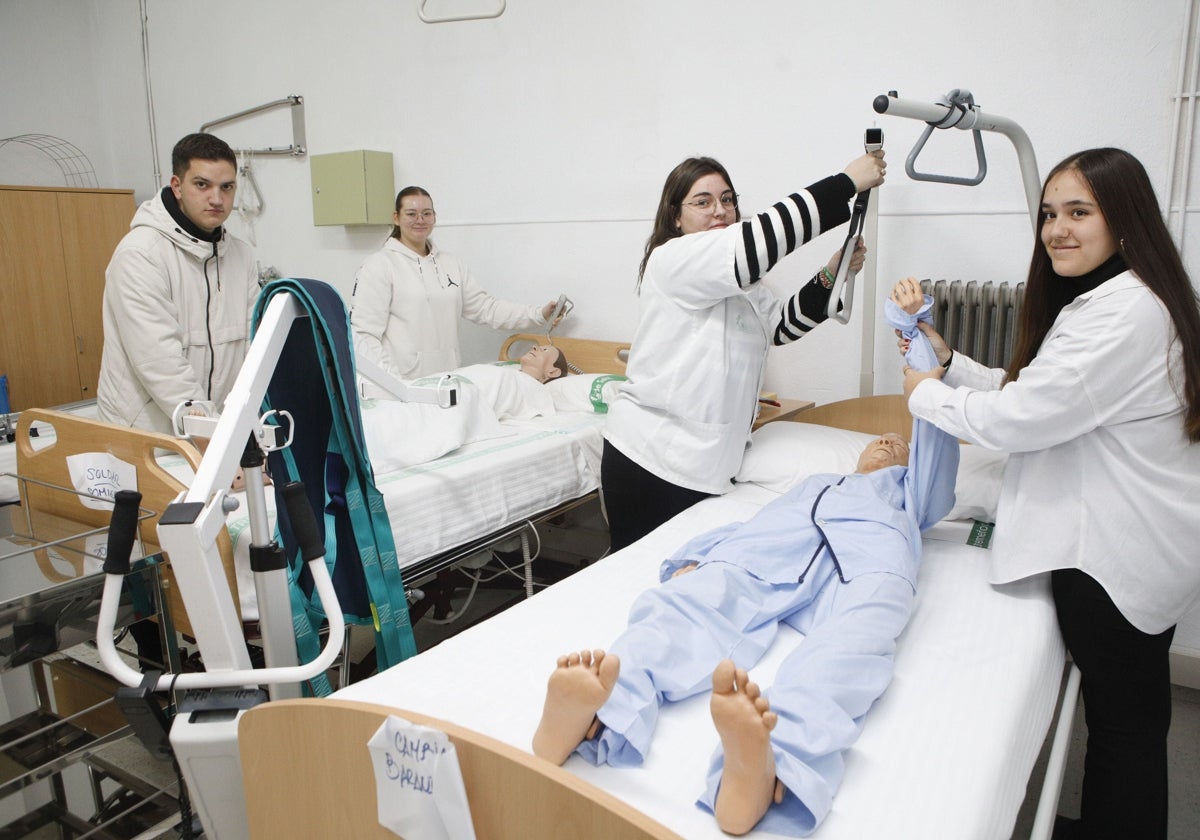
(66, 453, 138, 511)
(367, 715, 476, 840)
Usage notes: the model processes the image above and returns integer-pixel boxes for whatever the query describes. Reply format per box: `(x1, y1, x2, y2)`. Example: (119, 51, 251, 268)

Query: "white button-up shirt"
(908, 271, 1200, 633)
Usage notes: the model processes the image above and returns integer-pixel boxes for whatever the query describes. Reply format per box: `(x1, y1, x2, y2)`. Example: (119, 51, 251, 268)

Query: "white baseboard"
(1170, 645, 1200, 690)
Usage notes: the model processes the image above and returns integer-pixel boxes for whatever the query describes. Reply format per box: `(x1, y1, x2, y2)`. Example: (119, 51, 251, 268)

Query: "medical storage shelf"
(0, 478, 181, 839)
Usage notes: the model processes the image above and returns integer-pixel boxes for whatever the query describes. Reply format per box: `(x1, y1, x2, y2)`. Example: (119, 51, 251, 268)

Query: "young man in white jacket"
(97, 133, 259, 434)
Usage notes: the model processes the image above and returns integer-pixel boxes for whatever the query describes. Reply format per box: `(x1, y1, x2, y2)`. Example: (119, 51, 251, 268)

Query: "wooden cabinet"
(0, 185, 135, 411)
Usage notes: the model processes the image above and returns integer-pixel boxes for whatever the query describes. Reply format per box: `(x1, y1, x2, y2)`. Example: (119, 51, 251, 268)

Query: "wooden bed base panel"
(239, 698, 683, 840)
(500, 333, 630, 376)
(15, 408, 238, 639)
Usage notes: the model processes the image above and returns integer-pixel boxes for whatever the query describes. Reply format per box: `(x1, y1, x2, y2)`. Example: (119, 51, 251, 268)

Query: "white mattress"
(333, 483, 1066, 840)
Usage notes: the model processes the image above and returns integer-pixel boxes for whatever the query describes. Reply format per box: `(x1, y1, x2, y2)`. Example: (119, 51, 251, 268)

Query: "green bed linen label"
(967, 519, 995, 549)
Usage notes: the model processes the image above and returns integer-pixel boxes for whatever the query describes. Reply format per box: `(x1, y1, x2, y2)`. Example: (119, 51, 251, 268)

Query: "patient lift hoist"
(95, 284, 457, 839)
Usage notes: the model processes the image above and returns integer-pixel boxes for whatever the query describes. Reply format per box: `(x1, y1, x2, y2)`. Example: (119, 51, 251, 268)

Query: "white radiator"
(919, 279, 1025, 369)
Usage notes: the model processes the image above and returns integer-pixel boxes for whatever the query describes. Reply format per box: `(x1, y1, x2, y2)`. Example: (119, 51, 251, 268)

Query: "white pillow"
(735, 421, 1006, 522)
(545, 373, 627, 414)
(736, 422, 876, 492)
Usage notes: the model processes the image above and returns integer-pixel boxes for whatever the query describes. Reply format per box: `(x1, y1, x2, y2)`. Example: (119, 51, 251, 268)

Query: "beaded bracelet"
(818, 266, 836, 289)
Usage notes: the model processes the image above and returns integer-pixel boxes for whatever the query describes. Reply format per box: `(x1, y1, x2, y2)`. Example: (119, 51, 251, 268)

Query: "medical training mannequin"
(515, 344, 568, 383)
(601, 150, 885, 552)
(894, 147, 1200, 840)
(533, 298, 958, 837)
(350, 186, 565, 380)
(97, 132, 259, 434)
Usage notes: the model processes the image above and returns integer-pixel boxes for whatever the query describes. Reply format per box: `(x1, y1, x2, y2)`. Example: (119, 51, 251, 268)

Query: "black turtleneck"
(160, 186, 223, 243)
(1049, 251, 1128, 315)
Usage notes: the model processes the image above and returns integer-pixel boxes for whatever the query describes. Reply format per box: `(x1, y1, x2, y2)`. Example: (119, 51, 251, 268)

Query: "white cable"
(139, 0, 161, 192)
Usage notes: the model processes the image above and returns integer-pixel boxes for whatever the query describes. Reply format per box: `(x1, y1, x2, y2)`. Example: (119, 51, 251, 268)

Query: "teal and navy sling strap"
(252, 278, 417, 694)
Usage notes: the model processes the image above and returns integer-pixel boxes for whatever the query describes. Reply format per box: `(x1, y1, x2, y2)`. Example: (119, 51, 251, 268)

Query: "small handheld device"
(826, 128, 885, 325)
(551, 294, 574, 321)
(865, 127, 884, 152)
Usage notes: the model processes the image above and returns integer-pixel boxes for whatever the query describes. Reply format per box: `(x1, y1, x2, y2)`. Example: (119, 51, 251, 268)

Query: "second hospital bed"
(237, 395, 1070, 840)
(8, 334, 630, 639)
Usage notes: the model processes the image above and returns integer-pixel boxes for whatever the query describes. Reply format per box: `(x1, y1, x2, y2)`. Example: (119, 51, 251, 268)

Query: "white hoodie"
(97, 188, 258, 434)
(350, 237, 546, 380)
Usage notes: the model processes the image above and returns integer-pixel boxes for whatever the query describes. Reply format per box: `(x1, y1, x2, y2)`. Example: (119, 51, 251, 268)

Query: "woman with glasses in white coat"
(602, 150, 886, 552)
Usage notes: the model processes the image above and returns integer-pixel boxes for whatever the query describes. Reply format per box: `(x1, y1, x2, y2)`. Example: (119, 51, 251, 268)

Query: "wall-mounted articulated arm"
(873, 89, 1041, 229)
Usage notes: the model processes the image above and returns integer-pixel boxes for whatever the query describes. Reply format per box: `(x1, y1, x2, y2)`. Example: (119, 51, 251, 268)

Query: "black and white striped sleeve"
(732, 174, 855, 288)
(773, 274, 836, 345)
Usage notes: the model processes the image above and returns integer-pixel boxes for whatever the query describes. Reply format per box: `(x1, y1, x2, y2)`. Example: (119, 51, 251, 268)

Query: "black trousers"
(1052, 568, 1175, 840)
(600, 440, 710, 554)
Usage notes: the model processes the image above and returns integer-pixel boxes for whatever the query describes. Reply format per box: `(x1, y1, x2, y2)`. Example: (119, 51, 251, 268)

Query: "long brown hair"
(1006, 147, 1200, 441)
(389, 185, 433, 241)
(637, 157, 739, 291)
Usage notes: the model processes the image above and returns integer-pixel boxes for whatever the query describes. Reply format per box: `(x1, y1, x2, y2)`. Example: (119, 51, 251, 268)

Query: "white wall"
(2, 0, 1200, 663)
(2, 0, 1196, 402)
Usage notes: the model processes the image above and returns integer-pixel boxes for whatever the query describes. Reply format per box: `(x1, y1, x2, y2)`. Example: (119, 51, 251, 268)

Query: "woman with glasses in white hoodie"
(351, 186, 564, 380)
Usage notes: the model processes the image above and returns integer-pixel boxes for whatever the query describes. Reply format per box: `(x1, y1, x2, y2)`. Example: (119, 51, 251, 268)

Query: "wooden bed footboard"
(15, 408, 238, 640)
(240, 698, 683, 839)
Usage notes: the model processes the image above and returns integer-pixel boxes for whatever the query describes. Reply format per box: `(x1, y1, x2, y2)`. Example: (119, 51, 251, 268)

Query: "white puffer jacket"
(97, 188, 258, 434)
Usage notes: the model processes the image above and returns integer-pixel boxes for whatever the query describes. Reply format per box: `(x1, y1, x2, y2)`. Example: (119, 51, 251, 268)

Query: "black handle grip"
(103, 490, 143, 575)
(281, 481, 324, 562)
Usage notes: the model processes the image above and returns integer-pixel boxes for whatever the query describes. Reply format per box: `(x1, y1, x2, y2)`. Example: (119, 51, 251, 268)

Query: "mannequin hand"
(889, 276, 924, 315)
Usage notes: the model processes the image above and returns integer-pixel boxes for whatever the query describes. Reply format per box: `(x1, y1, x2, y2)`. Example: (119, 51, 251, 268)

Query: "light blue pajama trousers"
(575, 555, 914, 837)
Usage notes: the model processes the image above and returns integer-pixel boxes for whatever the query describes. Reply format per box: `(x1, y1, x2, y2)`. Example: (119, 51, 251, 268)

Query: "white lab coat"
(604, 230, 780, 495)
(908, 271, 1200, 633)
(350, 238, 546, 379)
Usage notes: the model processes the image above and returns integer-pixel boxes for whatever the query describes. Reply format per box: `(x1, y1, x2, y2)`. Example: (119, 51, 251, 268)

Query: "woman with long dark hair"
(894, 147, 1200, 840)
(602, 149, 886, 551)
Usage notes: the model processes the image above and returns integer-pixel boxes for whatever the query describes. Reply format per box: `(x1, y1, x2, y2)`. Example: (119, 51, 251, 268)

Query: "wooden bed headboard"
(789, 394, 914, 439)
(500, 333, 630, 376)
(15, 408, 238, 639)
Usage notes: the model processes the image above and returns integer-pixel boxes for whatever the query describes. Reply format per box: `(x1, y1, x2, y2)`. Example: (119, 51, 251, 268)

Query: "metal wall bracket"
(419, 0, 505, 24)
(200, 95, 306, 157)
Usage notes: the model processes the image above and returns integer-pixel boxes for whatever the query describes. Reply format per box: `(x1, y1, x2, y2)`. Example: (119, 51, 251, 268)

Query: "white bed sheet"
(333, 482, 1066, 840)
(156, 412, 605, 618)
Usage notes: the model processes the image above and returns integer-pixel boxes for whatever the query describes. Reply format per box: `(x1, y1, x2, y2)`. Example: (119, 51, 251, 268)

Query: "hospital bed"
(209, 332, 630, 622)
(5, 335, 630, 637)
(237, 395, 1070, 840)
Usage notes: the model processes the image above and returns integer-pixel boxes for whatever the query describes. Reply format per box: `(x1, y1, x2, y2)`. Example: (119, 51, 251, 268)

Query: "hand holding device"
(551, 294, 573, 322)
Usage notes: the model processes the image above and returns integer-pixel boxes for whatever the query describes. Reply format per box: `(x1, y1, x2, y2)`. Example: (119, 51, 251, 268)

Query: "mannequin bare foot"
(710, 659, 782, 835)
(532, 649, 620, 765)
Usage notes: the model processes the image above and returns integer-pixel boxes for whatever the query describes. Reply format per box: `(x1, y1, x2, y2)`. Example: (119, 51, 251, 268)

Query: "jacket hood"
(131, 187, 227, 259)
(383, 235, 440, 261)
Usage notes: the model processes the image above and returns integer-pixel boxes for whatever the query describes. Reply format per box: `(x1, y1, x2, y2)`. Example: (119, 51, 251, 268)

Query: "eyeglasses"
(681, 191, 738, 211)
(401, 210, 437, 221)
